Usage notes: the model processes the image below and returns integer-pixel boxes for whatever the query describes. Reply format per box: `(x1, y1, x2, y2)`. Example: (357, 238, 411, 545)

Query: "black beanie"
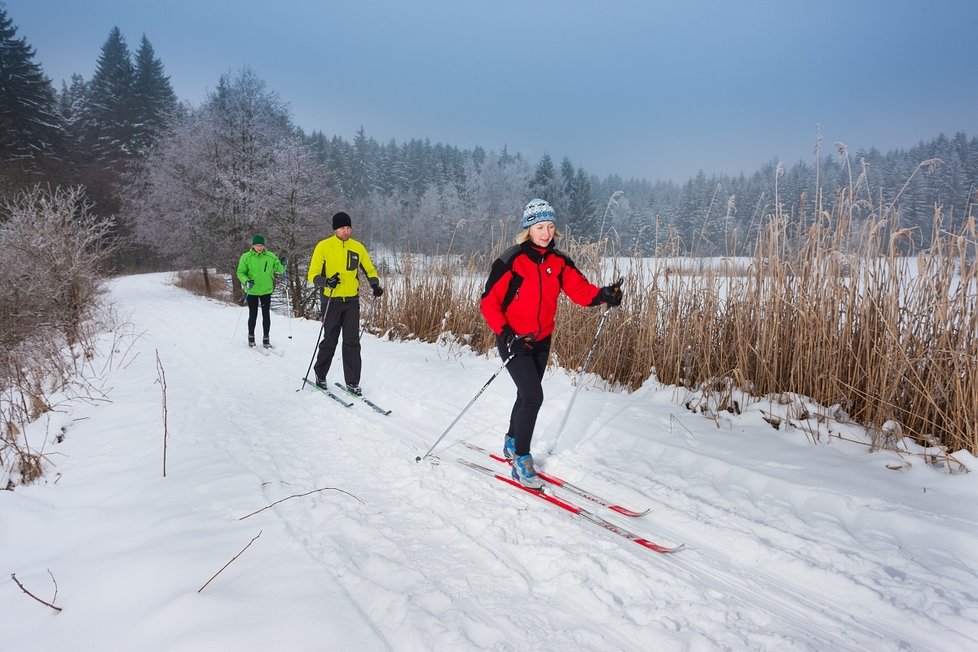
(332, 211, 352, 230)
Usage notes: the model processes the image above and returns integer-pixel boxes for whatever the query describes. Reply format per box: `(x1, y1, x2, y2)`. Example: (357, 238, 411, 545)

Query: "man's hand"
(313, 273, 340, 289)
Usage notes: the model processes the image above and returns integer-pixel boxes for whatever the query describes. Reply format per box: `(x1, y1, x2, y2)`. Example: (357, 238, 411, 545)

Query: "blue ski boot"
(511, 454, 544, 490)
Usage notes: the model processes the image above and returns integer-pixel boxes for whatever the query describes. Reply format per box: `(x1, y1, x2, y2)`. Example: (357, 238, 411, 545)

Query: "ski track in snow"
(3, 272, 977, 652)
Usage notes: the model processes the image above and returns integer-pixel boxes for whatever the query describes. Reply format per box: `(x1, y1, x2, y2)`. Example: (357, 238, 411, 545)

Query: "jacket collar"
(520, 240, 554, 263)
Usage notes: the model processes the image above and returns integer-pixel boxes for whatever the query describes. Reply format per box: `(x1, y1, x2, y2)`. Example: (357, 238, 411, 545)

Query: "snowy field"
(2, 272, 977, 651)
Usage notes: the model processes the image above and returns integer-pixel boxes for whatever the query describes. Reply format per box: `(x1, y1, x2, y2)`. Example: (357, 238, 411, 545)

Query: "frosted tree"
(0, 185, 118, 347)
(564, 166, 597, 240)
(123, 68, 323, 295)
(462, 149, 531, 251)
(559, 156, 575, 213)
(260, 136, 335, 314)
(349, 126, 378, 201)
(529, 154, 559, 205)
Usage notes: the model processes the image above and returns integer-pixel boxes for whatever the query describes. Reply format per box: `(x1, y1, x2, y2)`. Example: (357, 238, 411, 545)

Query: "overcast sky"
(6, 0, 978, 183)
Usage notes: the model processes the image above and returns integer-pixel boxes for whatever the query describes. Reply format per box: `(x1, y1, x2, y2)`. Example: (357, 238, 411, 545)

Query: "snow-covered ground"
(3, 272, 977, 651)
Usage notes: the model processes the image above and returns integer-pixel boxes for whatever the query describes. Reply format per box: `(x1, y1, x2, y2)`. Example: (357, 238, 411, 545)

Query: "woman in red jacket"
(480, 198, 622, 489)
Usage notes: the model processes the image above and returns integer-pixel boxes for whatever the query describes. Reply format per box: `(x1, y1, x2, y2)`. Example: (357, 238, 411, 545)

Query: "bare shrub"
(0, 185, 124, 488)
(173, 269, 233, 301)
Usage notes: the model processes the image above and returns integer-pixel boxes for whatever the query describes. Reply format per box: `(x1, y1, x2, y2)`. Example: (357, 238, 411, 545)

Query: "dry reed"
(363, 188, 977, 458)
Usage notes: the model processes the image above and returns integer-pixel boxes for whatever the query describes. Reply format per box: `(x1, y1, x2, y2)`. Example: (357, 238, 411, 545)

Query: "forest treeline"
(3, 5, 977, 275)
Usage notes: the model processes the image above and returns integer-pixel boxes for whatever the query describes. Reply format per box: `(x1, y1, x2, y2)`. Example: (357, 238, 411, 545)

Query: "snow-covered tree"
(529, 154, 559, 205)
(349, 126, 378, 201)
(564, 166, 597, 240)
(0, 185, 118, 347)
(123, 67, 326, 294)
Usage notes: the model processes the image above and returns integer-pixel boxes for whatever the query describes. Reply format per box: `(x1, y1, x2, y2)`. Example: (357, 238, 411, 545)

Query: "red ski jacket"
(481, 241, 602, 341)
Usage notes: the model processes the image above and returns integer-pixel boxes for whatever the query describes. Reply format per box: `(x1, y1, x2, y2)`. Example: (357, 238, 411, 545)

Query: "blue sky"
(6, 0, 978, 182)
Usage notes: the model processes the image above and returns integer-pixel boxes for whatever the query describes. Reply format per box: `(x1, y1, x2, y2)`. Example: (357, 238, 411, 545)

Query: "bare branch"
(155, 350, 168, 477)
(10, 573, 62, 613)
(237, 486, 364, 520)
(197, 530, 262, 594)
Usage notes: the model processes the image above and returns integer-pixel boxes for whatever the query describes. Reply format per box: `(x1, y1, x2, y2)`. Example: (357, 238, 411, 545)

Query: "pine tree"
(529, 154, 558, 204)
(350, 126, 378, 200)
(56, 74, 91, 180)
(87, 26, 135, 165)
(565, 166, 597, 239)
(131, 34, 176, 153)
(0, 6, 62, 189)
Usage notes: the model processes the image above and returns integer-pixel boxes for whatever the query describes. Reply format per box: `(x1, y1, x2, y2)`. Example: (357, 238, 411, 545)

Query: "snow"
(3, 272, 978, 651)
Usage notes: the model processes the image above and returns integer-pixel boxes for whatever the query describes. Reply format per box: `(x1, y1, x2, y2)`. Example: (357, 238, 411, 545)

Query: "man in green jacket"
(237, 234, 285, 348)
(306, 211, 383, 395)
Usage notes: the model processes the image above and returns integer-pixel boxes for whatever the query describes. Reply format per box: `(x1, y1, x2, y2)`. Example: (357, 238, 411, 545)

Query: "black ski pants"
(246, 293, 272, 339)
(500, 334, 552, 457)
(314, 296, 361, 386)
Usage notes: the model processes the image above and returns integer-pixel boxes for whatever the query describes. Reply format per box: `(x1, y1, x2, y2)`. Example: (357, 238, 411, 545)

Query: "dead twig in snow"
(11, 572, 62, 613)
(197, 530, 262, 594)
(238, 486, 365, 520)
(155, 350, 168, 477)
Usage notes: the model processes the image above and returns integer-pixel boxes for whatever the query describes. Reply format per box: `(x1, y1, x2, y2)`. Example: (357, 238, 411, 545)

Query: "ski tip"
(645, 541, 686, 554)
(610, 505, 652, 518)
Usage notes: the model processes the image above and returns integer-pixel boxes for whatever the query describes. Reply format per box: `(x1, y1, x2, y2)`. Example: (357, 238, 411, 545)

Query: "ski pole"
(547, 303, 615, 456)
(297, 285, 335, 391)
(282, 271, 293, 340)
(359, 287, 378, 341)
(416, 355, 514, 463)
(232, 283, 249, 342)
(357, 288, 376, 340)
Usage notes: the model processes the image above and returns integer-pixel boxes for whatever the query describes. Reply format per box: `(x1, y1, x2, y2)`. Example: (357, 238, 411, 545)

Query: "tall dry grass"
(363, 183, 977, 457)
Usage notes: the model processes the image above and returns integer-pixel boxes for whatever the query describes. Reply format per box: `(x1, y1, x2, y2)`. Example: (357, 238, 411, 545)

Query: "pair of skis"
(458, 443, 684, 554)
(302, 378, 391, 415)
(252, 344, 284, 357)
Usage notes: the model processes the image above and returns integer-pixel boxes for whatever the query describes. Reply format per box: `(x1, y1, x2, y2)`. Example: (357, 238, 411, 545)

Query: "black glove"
(598, 279, 623, 307)
(313, 273, 340, 289)
(499, 326, 534, 357)
(245, 280, 254, 291)
(371, 283, 384, 297)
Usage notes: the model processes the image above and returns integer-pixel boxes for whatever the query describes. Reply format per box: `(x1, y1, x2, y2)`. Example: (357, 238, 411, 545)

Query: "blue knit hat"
(521, 198, 556, 229)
